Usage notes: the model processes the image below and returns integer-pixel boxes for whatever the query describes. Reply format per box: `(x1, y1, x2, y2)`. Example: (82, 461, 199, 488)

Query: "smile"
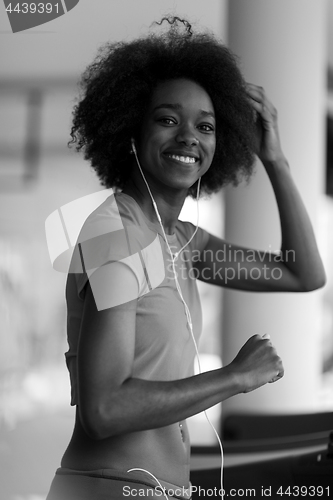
(165, 154, 198, 164)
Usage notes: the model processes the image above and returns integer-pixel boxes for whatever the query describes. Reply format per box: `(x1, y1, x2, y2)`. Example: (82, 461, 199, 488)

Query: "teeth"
(168, 155, 196, 164)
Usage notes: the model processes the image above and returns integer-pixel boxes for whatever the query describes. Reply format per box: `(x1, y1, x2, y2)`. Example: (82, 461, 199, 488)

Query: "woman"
(46, 17, 325, 500)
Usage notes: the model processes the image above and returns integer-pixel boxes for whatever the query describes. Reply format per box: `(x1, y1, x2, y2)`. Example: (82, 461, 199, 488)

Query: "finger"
(269, 361, 284, 383)
(248, 97, 274, 120)
(246, 84, 265, 102)
(261, 333, 273, 346)
(246, 85, 276, 117)
(261, 333, 277, 348)
(247, 97, 271, 123)
(246, 82, 262, 91)
(269, 371, 284, 383)
(249, 102, 276, 134)
(245, 84, 268, 108)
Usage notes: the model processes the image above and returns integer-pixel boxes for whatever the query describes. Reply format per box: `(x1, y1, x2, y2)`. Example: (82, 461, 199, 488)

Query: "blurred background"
(0, 0, 332, 498)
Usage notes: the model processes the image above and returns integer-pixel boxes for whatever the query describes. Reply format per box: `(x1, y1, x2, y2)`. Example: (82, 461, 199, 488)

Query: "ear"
(131, 138, 137, 154)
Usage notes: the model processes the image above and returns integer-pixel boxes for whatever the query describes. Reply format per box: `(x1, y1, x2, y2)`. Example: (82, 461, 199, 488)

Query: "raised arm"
(195, 84, 326, 292)
(77, 267, 283, 440)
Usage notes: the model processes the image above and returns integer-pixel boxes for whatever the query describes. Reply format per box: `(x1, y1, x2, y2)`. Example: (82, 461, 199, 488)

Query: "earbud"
(131, 138, 137, 154)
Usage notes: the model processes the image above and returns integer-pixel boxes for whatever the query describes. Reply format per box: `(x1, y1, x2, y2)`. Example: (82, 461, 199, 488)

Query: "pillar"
(222, 0, 327, 414)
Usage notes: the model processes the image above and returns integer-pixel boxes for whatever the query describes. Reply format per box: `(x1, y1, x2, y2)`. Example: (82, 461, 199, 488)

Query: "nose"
(175, 125, 199, 147)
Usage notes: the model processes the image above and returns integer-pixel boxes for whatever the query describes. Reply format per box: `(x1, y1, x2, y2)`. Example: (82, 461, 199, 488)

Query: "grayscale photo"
(0, 1, 332, 499)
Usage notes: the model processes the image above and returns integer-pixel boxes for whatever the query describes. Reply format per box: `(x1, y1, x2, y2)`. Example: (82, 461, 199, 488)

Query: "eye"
(158, 117, 177, 126)
(198, 123, 215, 133)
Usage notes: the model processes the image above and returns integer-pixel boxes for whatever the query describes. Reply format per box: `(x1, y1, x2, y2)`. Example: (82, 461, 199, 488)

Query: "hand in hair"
(246, 83, 286, 164)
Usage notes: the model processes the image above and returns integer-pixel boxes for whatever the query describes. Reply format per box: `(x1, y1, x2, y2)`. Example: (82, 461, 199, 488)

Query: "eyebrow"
(153, 103, 215, 119)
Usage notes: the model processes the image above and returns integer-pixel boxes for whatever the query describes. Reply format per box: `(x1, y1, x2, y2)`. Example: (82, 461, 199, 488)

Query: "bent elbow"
(299, 272, 327, 292)
(78, 402, 119, 441)
(79, 406, 105, 440)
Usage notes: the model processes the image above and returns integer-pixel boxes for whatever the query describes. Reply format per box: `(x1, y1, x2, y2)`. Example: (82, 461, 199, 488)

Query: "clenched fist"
(228, 334, 284, 393)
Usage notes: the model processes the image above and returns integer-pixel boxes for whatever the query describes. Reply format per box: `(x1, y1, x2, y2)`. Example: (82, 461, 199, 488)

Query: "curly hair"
(70, 17, 257, 197)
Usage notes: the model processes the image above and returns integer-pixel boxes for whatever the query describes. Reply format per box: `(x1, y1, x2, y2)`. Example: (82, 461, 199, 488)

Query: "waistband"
(56, 467, 192, 500)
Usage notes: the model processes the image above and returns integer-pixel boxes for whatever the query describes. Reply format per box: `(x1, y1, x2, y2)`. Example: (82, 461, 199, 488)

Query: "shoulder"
(76, 192, 156, 265)
(79, 192, 144, 237)
(71, 192, 162, 304)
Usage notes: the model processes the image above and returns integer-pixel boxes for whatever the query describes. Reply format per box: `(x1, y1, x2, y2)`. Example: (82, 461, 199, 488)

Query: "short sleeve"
(70, 194, 166, 309)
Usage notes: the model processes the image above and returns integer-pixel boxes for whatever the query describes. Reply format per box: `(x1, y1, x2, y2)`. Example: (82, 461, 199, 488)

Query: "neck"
(123, 169, 189, 235)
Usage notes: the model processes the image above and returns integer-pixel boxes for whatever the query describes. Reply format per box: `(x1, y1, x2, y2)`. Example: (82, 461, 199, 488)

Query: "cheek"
(141, 128, 166, 150)
(207, 138, 216, 160)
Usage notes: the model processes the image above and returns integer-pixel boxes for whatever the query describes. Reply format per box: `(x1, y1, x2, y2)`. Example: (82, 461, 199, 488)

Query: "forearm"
(81, 365, 240, 439)
(264, 157, 326, 290)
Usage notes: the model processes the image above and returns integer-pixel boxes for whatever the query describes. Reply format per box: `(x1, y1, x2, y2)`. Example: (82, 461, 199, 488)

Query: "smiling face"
(135, 78, 216, 194)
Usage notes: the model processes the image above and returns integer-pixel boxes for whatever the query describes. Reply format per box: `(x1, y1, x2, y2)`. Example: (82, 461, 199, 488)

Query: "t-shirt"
(65, 192, 210, 406)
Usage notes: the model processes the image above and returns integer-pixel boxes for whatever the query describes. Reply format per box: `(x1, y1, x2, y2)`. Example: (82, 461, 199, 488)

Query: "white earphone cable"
(127, 468, 170, 500)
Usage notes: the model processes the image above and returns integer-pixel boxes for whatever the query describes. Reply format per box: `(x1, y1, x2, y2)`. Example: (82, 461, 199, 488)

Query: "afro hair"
(69, 16, 257, 197)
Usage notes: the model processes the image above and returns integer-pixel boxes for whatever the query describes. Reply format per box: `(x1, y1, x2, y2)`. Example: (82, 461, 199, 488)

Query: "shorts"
(46, 467, 192, 500)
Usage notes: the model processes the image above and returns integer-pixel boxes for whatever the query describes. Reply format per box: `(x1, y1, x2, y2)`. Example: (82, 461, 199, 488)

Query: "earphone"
(127, 138, 225, 500)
